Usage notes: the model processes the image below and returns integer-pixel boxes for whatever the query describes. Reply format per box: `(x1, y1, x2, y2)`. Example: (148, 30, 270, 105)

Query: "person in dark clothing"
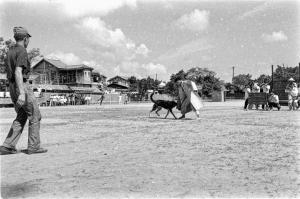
(0, 27, 47, 155)
(99, 93, 105, 105)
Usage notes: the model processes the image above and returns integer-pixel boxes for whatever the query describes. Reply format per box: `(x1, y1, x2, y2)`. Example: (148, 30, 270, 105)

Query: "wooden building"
(31, 58, 93, 87)
(107, 75, 129, 91)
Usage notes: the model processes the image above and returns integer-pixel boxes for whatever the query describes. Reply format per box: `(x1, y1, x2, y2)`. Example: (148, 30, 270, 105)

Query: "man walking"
(0, 27, 47, 155)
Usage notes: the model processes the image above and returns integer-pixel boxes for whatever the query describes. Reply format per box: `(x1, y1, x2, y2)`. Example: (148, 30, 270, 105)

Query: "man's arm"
(15, 67, 26, 106)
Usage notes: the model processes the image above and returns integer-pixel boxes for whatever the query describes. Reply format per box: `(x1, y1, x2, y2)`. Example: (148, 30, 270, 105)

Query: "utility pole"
(232, 66, 235, 83)
(298, 63, 300, 84)
(271, 65, 274, 91)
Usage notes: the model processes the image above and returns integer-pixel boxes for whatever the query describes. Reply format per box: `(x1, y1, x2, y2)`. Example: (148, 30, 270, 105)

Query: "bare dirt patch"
(1, 101, 299, 198)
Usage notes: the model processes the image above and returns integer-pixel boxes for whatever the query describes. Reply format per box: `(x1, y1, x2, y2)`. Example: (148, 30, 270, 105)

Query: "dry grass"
(1, 101, 299, 198)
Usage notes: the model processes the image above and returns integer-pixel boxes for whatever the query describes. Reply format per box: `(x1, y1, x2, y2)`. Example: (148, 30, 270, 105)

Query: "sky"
(0, 0, 299, 82)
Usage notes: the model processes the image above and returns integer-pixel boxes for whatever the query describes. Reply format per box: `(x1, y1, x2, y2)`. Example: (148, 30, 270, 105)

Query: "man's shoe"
(27, 148, 48, 155)
(0, 146, 17, 155)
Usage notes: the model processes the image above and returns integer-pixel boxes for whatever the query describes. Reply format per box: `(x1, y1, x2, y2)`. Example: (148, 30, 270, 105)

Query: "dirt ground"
(0, 101, 299, 198)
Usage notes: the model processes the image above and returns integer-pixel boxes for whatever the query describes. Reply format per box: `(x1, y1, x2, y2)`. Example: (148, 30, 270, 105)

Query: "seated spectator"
(268, 92, 281, 111)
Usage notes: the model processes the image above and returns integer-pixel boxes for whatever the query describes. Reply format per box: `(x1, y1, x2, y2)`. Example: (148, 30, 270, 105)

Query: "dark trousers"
(268, 102, 281, 110)
(244, 98, 249, 109)
(3, 82, 42, 150)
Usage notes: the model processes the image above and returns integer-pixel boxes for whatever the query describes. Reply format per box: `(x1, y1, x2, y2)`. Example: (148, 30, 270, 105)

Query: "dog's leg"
(155, 106, 162, 116)
(149, 104, 157, 117)
(164, 110, 170, 119)
(170, 109, 177, 119)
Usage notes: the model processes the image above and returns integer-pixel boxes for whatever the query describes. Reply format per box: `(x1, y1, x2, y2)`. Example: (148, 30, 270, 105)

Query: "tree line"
(1, 37, 299, 97)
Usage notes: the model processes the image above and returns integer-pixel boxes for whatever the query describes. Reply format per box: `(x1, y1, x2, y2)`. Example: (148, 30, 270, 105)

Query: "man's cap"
(13, 27, 31, 38)
(288, 77, 295, 81)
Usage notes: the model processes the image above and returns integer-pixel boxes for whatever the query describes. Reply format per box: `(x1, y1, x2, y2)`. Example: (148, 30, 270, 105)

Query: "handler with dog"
(176, 78, 203, 119)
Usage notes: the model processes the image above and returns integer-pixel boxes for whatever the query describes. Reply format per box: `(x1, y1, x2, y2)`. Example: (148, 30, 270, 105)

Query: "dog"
(149, 92, 177, 119)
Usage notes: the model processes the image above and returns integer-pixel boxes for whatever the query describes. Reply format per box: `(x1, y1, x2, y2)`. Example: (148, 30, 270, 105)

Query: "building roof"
(92, 72, 107, 78)
(108, 75, 129, 81)
(31, 58, 67, 69)
(107, 83, 129, 89)
(70, 86, 102, 94)
(32, 84, 71, 91)
(31, 58, 93, 71)
(66, 64, 93, 71)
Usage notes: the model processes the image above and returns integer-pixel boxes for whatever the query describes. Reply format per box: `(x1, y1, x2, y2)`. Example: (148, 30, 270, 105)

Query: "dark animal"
(149, 93, 177, 119)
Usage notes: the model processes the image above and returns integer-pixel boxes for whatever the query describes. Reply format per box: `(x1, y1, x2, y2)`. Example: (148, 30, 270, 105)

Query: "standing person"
(243, 85, 251, 110)
(176, 78, 203, 119)
(119, 93, 122, 104)
(261, 83, 270, 110)
(0, 27, 47, 155)
(252, 82, 260, 93)
(252, 82, 260, 110)
(99, 93, 105, 106)
(286, 78, 298, 110)
(124, 94, 128, 104)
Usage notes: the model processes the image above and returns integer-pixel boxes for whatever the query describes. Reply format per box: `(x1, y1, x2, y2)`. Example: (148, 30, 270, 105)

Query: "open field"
(0, 101, 299, 198)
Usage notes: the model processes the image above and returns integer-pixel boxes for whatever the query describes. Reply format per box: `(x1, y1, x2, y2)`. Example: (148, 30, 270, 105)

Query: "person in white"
(262, 83, 270, 93)
(250, 82, 260, 109)
(286, 78, 298, 110)
(119, 94, 122, 104)
(252, 82, 260, 93)
(268, 92, 281, 111)
(243, 85, 251, 110)
(261, 83, 270, 110)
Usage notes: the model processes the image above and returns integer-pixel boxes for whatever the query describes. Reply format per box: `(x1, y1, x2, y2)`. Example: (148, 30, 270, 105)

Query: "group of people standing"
(244, 78, 299, 111)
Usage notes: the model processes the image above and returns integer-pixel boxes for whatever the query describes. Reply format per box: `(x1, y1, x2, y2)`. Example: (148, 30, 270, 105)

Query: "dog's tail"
(150, 92, 156, 103)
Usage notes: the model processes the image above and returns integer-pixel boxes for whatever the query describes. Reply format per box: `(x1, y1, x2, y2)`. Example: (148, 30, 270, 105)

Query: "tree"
(232, 74, 252, 90)
(165, 69, 187, 96)
(164, 67, 223, 97)
(273, 65, 299, 81)
(0, 38, 15, 73)
(170, 69, 187, 82)
(28, 48, 41, 63)
(128, 76, 138, 92)
(254, 74, 271, 85)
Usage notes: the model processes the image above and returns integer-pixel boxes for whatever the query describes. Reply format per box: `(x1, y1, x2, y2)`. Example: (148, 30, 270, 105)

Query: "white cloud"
(82, 60, 111, 75)
(174, 9, 210, 32)
(76, 17, 149, 59)
(135, 44, 150, 56)
(77, 17, 126, 48)
(58, 0, 137, 17)
(46, 51, 82, 65)
(237, 1, 271, 21)
(261, 31, 288, 43)
(113, 61, 167, 78)
(157, 38, 213, 63)
(142, 62, 167, 74)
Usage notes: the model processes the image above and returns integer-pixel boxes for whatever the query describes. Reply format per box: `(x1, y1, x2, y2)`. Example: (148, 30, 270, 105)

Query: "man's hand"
(17, 93, 26, 107)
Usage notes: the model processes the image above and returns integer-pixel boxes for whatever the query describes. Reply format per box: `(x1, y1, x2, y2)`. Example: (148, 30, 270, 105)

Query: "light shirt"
(244, 88, 251, 99)
(290, 87, 299, 97)
(269, 95, 279, 103)
(191, 81, 198, 91)
(252, 84, 260, 93)
(262, 85, 270, 93)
